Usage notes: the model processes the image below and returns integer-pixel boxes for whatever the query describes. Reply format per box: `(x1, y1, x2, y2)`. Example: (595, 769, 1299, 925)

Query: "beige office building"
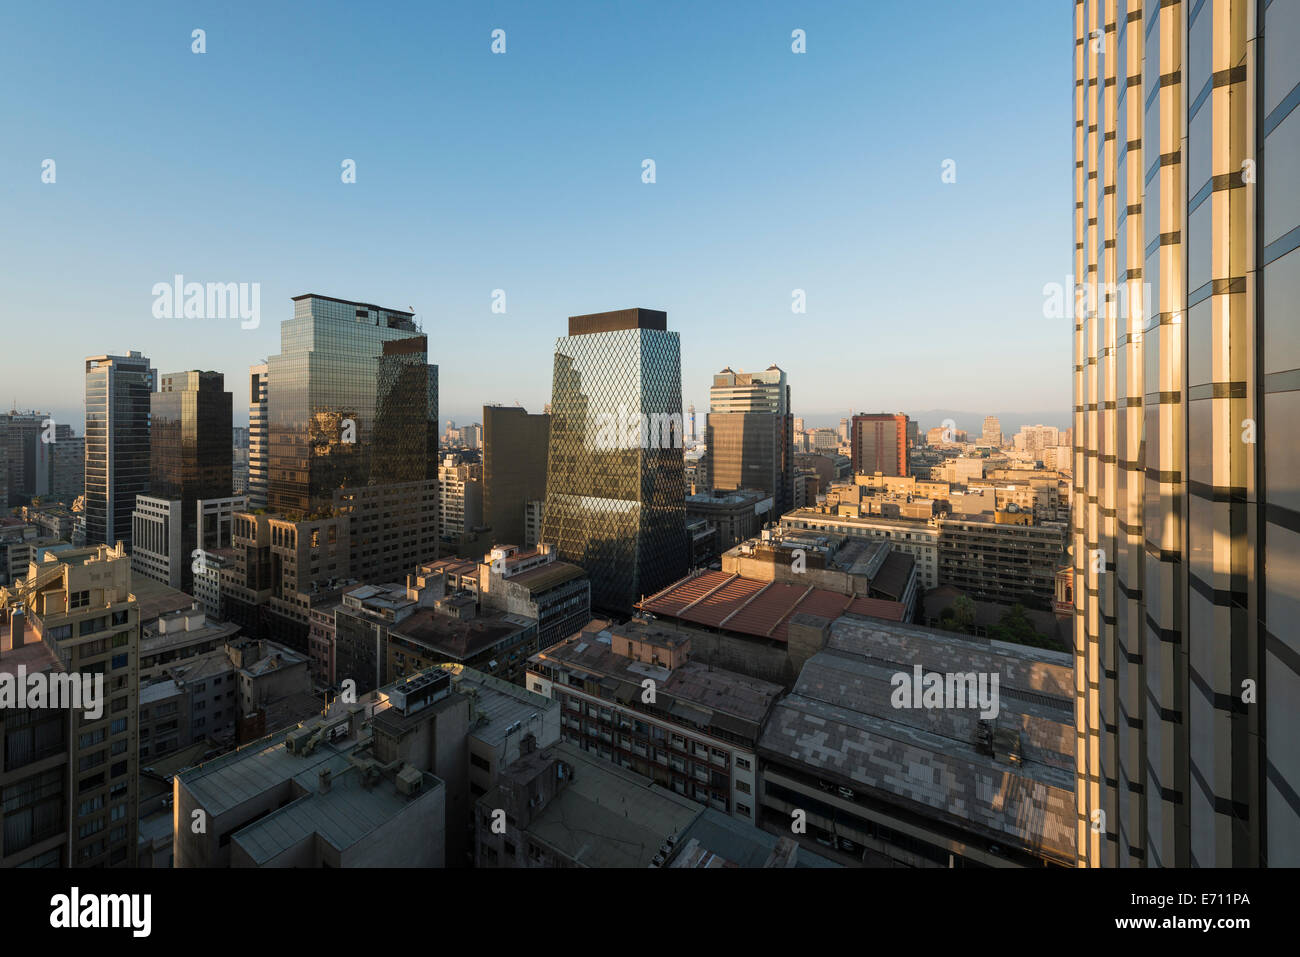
(1072, 0, 1298, 866)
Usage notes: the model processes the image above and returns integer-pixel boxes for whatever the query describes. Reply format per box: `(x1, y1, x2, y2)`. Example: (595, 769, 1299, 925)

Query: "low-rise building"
(477, 544, 590, 650)
(173, 697, 446, 868)
(756, 613, 1075, 867)
(526, 617, 783, 823)
(685, 488, 774, 559)
(474, 740, 703, 867)
(781, 507, 940, 589)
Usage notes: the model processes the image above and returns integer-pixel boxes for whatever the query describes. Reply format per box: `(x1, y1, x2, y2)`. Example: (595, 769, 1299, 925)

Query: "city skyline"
(1, 0, 1293, 892)
(3, 0, 1070, 433)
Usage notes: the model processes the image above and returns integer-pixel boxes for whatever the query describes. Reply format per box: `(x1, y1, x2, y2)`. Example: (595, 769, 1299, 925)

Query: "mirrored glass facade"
(84, 351, 154, 548)
(542, 309, 687, 612)
(150, 370, 232, 587)
(267, 295, 437, 517)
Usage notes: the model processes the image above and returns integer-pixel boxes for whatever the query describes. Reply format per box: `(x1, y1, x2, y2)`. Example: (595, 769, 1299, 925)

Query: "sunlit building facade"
(1073, 0, 1299, 867)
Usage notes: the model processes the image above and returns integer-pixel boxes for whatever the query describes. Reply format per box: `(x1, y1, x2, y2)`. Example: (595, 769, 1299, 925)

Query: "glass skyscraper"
(266, 294, 438, 517)
(542, 308, 687, 612)
(84, 351, 155, 548)
(1072, 0, 1298, 867)
(149, 370, 232, 587)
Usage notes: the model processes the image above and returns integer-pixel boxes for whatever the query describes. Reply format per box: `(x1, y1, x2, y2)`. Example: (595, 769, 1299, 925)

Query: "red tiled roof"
(639, 572, 906, 643)
(688, 576, 769, 627)
(640, 570, 732, 616)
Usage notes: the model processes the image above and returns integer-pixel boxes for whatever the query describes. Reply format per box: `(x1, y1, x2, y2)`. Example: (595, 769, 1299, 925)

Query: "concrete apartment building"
(438, 454, 483, 547)
(138, 606, 240, 681)
(0, 620, 70, 867)
(781, 505, 1068, 606)
(526, 617, 783, 822)
(781, 507, 941, 590)
(0, 543, 140, 866)
(476, 544, 591, 650)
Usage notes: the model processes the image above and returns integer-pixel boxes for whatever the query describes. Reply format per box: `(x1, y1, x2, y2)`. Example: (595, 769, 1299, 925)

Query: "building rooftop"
(176, 712, 360, 818)
(140, 679, 182, 706)
(500, 559, 585, 594)
(130, 576, 199, 626)
(388, 607, 532, 662)
(757, 614, 1075, 864)
(487, 742, 701, 867)
(671, 808, 840, 868)
(443, 664, 557, 747)
(567, 308, 667, 336)
(230, 761, 441, 865)
(534, 620, 783, 726)
(0, 625, 63, 678)
(638, 570, 905, 642)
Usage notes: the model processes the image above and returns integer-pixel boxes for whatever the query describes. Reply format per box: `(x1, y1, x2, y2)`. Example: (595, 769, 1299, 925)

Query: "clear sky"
(0, 0, 1073, 433)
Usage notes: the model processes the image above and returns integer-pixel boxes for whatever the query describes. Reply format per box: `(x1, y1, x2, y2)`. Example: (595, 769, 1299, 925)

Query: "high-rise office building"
(247, 363, 268, 508)
(482, 405, 550, 549)
(981, 415, 1003, 448)
(132, 371, 232, 590)
(850, 413, 909, 477)
(221, 297, 439, 647)
(84, 351, 155, 549)
(1, 411, 70, 506)
(150, 371, 232, 507)
(705, 365, 794, 512)
(266, 294, 437, 517)
(1072, 0, 1298, 867)
(541, 308, 686, 612)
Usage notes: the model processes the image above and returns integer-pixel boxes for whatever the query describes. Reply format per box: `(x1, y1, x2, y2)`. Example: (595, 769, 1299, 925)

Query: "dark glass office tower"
(84, 351, 155, 547)
(267, 294, 436, 517)
(542, 308, 687, 612)
(151, 370, 233, 585)
(373, 336, 439, 486)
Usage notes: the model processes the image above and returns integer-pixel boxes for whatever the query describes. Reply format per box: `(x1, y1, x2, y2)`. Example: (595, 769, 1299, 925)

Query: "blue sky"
(0, 0, 1072, 433)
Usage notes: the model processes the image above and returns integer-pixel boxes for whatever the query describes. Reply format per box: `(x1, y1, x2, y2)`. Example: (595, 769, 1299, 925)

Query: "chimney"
(8, 608, 26, 654)
(318, 768, 332, 793)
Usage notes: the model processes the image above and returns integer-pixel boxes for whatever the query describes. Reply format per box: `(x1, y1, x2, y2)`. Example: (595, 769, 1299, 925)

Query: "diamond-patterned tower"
(541, 309, 687, 612)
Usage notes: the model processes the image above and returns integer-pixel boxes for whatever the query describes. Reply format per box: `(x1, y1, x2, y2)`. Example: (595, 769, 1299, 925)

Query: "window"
(76, 732, 104, 752)
(5, 708, 66, 772)
(3, 769, 64, 856)
(70, 590, 90, 610)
